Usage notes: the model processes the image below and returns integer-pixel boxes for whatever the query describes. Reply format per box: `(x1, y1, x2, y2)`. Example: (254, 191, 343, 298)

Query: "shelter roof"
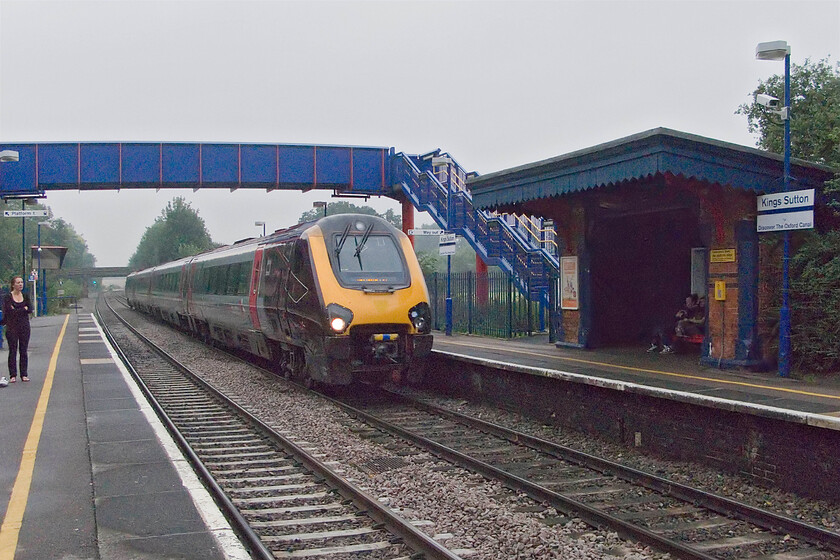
(468, 128, 836, 209)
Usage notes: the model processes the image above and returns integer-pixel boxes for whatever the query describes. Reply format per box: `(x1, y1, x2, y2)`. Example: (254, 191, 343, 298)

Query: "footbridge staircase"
(393, 151, 560, 305)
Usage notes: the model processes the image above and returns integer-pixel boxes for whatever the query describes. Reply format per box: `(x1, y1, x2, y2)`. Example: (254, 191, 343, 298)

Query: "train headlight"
(326, 303, 353, 334)
(408, 302, 432, 334)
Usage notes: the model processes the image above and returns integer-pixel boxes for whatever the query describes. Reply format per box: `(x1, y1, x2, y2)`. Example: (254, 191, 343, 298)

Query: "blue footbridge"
(0, 142, 559, 306)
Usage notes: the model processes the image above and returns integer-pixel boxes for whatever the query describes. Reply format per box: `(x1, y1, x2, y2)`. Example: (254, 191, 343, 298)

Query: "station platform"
(3, 308, 840, 559)
(432, 332, 840, 419)
(0, 310, 248, 560)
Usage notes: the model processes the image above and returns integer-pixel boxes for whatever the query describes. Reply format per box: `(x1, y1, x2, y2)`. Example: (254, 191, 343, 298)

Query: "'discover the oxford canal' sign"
(756, 189, 815, 233)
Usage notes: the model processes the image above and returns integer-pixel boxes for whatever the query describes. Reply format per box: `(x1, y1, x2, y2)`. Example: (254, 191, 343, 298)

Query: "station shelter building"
(467, 128, 835, 370)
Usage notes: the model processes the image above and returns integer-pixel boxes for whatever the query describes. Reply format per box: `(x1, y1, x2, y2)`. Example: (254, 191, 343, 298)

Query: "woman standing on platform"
(2, 276, 32, 382)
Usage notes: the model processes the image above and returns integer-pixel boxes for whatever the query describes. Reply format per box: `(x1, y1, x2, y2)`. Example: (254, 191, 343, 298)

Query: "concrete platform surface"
(0, 312, 248, 560)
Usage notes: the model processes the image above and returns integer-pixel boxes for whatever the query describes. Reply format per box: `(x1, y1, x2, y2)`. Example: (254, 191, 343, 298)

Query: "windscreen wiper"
(352, 224, 374, 259)
(335, 223, 352, 257)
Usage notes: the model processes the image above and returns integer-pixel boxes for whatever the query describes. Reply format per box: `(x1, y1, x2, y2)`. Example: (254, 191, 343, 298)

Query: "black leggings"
(7, 327, 30, 378)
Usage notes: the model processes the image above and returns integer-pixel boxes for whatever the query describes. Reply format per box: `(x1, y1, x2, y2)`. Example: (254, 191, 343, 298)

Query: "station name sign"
(439, 233, 456, 255)
(756, 188, 814, 233)
(3, 210, 48, 218)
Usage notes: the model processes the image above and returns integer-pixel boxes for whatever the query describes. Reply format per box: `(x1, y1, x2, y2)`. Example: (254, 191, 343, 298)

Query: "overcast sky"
(1, 0, 838, 267)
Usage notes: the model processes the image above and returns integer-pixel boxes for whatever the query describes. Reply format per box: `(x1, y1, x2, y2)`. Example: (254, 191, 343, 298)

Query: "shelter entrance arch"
(586, 180, 707, 348)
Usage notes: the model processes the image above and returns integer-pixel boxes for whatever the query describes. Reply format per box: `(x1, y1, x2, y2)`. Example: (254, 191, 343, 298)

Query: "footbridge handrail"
(393, 152, 559, 303)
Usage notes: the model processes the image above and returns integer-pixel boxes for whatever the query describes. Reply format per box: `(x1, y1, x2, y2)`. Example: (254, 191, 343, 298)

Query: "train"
(125, 214, 433, 386)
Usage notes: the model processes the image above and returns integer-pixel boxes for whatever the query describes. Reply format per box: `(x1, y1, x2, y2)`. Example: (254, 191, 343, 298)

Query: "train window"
(330, 234, 409, 289)
(215, 266, 228, 295)
(239, 262, 251, 295)
(196, 267, 207, 294)
(211, 267, 219, 294)
(226, 263, 241, 295)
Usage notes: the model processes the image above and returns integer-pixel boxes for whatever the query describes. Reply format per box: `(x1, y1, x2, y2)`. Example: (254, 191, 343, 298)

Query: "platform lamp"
(0, 149, 20, 162)
(313, 201, 327, 217)
(255, 221, 266, 237)
(756, 40, 792, 377)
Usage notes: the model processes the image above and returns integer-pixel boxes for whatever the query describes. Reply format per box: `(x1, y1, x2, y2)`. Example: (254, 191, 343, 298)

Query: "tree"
(128, 197, 217, 270)
(413, 223, 479, 274)
(297, 200, 402, 228)
(0, 203, 96, 286)
(737, 58, 840, 200)
(737, 57, 840, 375)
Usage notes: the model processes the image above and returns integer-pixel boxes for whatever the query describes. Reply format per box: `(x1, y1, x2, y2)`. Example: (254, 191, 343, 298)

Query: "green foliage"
(738, 58, 840, 375)
(416, 251, 440, 276)
(737, 59, 840, 165)
(736, 58, 840, 201)
(790, 230, 840, 373)
(298, 201, 402, 228)
(0, 202, 96, 290)
(128, 197, 217, 270)
(412, 223, 477, 273)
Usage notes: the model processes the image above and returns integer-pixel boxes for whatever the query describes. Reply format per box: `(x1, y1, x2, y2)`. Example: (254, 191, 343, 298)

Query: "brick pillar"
(401, 198, 414, 247)
(736, 220, 761, 364)
(475, 254, 489, 306)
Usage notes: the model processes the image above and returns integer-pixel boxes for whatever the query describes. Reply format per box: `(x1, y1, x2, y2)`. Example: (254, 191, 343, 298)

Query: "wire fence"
(424, 271, 552, 338)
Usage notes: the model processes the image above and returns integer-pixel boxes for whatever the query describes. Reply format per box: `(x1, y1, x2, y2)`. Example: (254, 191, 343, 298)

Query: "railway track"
(96, 295, 461, 560)
(326, 388, 840, 560)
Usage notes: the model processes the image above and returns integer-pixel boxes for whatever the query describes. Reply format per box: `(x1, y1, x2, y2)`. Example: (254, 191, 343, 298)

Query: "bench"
(674, 333, 704, 353)
(678, 333, 704, 344)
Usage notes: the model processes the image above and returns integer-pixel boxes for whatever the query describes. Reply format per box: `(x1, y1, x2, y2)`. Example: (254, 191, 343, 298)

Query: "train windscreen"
(331, 233, 409, 289)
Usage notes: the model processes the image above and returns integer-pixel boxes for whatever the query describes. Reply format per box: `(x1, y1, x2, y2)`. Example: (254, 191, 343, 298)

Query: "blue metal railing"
(393, 152, 559, 304)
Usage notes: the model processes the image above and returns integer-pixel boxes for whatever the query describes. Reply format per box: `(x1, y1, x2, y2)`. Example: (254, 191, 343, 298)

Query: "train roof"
(127, 214, 399, 277)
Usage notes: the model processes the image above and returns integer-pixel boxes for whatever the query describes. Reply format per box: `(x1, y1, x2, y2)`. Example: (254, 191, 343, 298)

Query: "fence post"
(548, 276, 556, 343)
(507, 275, 513, 338)
(527, 276, 532, 336)
(432, 273, 439, 331)
(468, 271, 473, 334)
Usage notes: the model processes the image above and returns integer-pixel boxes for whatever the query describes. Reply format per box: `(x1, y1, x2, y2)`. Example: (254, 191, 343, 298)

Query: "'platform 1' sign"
(4, 209, 48, 218)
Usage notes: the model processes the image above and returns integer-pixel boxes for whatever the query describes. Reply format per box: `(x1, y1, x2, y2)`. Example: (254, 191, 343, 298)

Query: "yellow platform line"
(0, 314, 69, 559)
(442, 339, 840, 402)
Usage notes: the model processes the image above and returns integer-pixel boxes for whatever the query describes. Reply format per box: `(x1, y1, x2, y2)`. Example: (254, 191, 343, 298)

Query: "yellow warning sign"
(710, 249, 736, 263)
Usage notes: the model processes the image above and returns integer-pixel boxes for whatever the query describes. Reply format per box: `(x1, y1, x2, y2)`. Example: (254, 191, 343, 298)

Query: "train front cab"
(261, 215, 432, 385)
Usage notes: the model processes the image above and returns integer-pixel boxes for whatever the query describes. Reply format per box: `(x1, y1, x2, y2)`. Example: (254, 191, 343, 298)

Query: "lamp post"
(431, 155, 455, 336)
(313, 201, 327, 217)
(756, 40, 792, 377)
(36, 221, 51, 317)
(254, 221, 266, 237)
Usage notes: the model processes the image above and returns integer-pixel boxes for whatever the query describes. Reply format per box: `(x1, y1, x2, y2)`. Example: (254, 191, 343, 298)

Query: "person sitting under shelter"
(648, 293, 704, 354)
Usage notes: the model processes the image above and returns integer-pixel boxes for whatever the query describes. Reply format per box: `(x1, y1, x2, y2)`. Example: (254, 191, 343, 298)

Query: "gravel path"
(113, 304, 838, 558)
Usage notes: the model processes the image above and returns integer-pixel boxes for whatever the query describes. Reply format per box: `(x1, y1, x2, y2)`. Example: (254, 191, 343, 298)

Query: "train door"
(257, 243, 290, 339)
(180, 262, 189, 317)
(286, 239, 320, 342)
(249, 247, 263, 330)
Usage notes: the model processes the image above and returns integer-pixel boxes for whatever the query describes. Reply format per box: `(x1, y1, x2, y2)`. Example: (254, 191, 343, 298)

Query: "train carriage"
(126, 214, 433, 386)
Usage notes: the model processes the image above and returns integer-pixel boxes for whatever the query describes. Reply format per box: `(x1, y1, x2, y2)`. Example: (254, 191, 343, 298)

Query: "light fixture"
(0, 150, 20, 162)
(755, 40, 790, 61)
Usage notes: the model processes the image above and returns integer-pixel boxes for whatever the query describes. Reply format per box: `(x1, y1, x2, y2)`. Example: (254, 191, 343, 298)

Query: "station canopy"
(468, 128, 835, 209)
